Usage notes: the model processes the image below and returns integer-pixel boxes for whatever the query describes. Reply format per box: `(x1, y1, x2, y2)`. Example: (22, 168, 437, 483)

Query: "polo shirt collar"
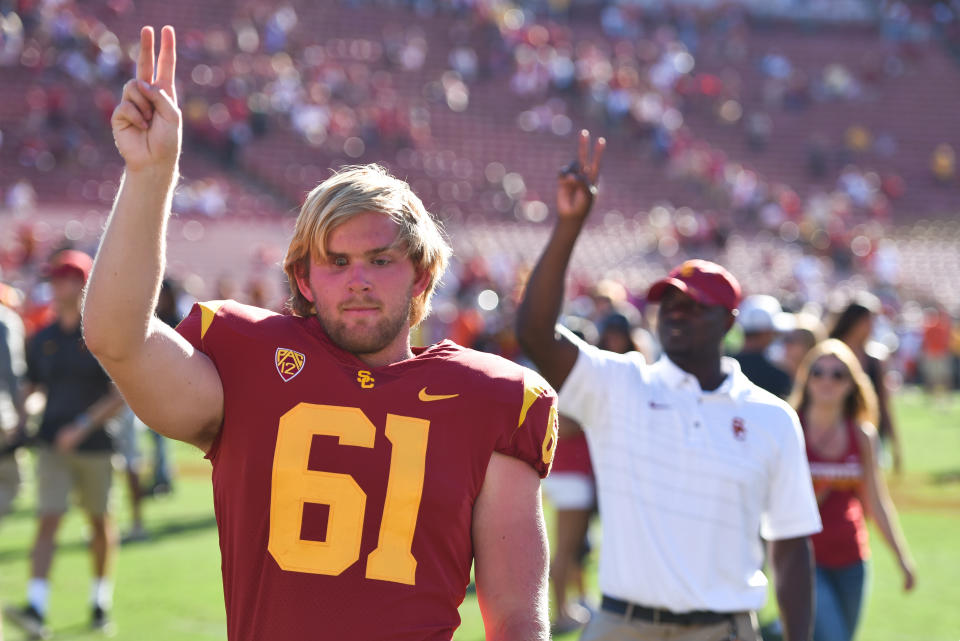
(656, 354, 752, 399)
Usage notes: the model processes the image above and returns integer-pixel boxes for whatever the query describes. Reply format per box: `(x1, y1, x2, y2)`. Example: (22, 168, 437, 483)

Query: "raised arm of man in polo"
(516, 130, 605, 390)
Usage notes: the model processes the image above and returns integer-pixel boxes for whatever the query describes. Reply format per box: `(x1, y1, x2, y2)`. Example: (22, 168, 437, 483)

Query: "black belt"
(601, 596, 735, 626)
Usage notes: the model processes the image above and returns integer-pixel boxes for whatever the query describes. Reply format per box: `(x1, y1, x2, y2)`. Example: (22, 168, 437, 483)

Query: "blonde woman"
(790, 339, 916, 641)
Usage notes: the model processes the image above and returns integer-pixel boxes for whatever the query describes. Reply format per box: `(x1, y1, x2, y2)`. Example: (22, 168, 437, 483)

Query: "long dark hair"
(828, 296, 879, 342)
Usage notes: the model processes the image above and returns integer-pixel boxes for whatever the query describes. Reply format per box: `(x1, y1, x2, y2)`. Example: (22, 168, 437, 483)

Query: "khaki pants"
(35, 447, 114, 516)
(0, 454, 20, 518)
(581, 607, 761, 641)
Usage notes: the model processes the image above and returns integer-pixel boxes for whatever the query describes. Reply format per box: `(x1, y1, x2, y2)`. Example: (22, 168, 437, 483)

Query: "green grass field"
(1, 389, 957, 640)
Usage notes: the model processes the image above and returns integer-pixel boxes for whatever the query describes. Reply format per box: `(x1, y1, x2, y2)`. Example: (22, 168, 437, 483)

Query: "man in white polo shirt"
(517, 131, 822, 641)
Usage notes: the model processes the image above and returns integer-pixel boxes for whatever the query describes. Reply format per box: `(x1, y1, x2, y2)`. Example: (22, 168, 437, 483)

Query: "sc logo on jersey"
(356, 370, 375, 389)
(276, 348, 306, 382)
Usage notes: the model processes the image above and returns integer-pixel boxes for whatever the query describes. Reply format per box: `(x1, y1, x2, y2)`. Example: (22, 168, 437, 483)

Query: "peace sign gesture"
(111, 26, 182, 172)
(556, 129, 606, 222)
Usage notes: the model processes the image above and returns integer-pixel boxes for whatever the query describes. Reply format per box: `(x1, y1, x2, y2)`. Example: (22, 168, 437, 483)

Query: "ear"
(411, 267, 431, 299)
(723, 310, 737, 334)
(294, 264, 316, 303)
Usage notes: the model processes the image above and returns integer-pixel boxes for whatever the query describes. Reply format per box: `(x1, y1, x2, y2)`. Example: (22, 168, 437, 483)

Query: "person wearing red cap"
(517, 131, 822, 641)
(5, 249, 126, 639)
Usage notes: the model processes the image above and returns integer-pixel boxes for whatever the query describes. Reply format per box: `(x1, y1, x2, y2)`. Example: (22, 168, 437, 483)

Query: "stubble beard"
(316, 291, 414, 357)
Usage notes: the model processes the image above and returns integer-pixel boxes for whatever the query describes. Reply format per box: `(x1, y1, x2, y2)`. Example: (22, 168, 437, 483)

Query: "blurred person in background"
(733, 294, 794, 398)
(5, 250, 125, 638)
(0, 290, 26, 522)
(114, 404, 148, 542)
(0, 289, 26, 641)
(144, 277, 182, 496)
(543, 413, 595, 635)
(930, 143, 956, 184)
(829, 296, 902, 473)
(920, 305, 952, 404)
(779, 312, 827, 382)
(790, 339, 915, 641)
(518, 130, 821, 641)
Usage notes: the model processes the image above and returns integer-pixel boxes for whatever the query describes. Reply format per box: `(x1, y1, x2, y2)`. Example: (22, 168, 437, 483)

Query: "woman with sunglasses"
(790, 339, 916, 641)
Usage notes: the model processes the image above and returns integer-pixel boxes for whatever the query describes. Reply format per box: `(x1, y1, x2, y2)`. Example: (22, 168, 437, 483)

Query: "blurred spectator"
(5, 180, 37, 214)
(930, 143, 956, 183)
(6, 250, 125, 638)
(733, 295, 794, 398)
(0, 294, 26, 521)
(779, 311, 828, 381)
(790, 339, 915, 641)
(542, 414, 595, 635)
(114, 405, 148, 542)
(829, 295, 903, 473)
(920, 305, 952, 401)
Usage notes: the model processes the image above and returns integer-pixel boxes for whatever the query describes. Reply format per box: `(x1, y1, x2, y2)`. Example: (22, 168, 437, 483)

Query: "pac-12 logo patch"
(275, 348, 305, 382)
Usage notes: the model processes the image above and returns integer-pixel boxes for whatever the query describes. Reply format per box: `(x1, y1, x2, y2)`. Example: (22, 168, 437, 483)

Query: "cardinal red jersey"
(176, 300, 557, 641)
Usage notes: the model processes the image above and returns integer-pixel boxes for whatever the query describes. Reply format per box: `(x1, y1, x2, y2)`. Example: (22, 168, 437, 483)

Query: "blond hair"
(282, 164, 451, 325)
(789, 338, 879, 425)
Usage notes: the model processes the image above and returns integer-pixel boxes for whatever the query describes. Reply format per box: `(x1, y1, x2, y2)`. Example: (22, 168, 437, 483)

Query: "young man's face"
(296, 211, 428, 359)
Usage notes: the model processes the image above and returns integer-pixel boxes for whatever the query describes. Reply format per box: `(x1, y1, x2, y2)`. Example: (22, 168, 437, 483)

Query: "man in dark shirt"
(733, 294, 794, 398)
(5, 250, 124, 639)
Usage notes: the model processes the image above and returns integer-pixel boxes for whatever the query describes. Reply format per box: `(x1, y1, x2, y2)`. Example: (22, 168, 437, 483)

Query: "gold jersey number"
(267, 403, 429, 585)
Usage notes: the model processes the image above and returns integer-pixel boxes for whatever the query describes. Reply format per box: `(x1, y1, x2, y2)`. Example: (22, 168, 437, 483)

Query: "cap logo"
(679, 261, 698, 277)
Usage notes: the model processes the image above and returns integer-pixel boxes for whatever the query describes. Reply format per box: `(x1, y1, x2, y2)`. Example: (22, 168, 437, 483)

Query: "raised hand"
(112, 26, 182, 172)
(556, 129, 606, 222)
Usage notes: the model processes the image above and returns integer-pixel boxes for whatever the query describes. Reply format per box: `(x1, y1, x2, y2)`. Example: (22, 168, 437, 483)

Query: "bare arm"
(856, 422, 916, 590)
(472, 452, 549, 641)
(83, 26, 222, 451)
(768, 536, 814, 641)
(54, 385, 127, 453)
(515, 130, 605, 391)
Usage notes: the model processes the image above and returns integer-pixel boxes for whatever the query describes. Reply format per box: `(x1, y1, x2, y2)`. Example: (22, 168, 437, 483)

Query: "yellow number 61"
(267, 403, 429, 585)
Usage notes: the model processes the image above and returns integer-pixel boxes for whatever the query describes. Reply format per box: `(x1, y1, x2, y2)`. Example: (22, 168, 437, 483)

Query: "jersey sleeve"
(175, 300, 228, 355)
(760, 408, 823, 540)
(174, 300, 233, 460)
(494, 367, 558, 479)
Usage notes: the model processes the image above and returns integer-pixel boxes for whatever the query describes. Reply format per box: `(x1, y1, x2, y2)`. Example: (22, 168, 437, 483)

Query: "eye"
(330, 256, 348, 267)
(372, 256, 392, 266)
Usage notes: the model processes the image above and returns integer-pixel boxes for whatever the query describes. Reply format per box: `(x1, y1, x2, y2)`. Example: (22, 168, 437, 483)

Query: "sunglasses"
(810, 366, 848, 381)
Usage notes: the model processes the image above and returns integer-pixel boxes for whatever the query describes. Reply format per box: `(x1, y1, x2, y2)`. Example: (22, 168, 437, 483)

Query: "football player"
(83, 25, 557, 641)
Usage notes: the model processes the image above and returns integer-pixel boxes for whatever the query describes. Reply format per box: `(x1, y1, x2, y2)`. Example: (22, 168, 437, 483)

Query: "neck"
(668, 352, 726, 391)
(58, 306, 81, 332)
(804, 403, 844, 430)
(355, 334, 414, 368)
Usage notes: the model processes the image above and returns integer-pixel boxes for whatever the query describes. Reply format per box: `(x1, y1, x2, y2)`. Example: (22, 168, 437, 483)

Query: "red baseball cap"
(647, 259, 741, 311)
(47, 250, 93, 283)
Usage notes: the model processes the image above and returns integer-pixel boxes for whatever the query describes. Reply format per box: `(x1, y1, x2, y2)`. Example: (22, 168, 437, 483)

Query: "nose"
(346, 264, 372, 293)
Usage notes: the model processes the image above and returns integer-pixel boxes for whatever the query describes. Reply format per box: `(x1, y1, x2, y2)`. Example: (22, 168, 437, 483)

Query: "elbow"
(81, 308, 134, 364)
(82, 315, 112, 361)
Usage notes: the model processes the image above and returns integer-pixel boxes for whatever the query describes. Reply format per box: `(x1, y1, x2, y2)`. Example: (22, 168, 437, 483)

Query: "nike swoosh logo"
(648, 401, 672, 410)
(418, 387, 459, 402)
